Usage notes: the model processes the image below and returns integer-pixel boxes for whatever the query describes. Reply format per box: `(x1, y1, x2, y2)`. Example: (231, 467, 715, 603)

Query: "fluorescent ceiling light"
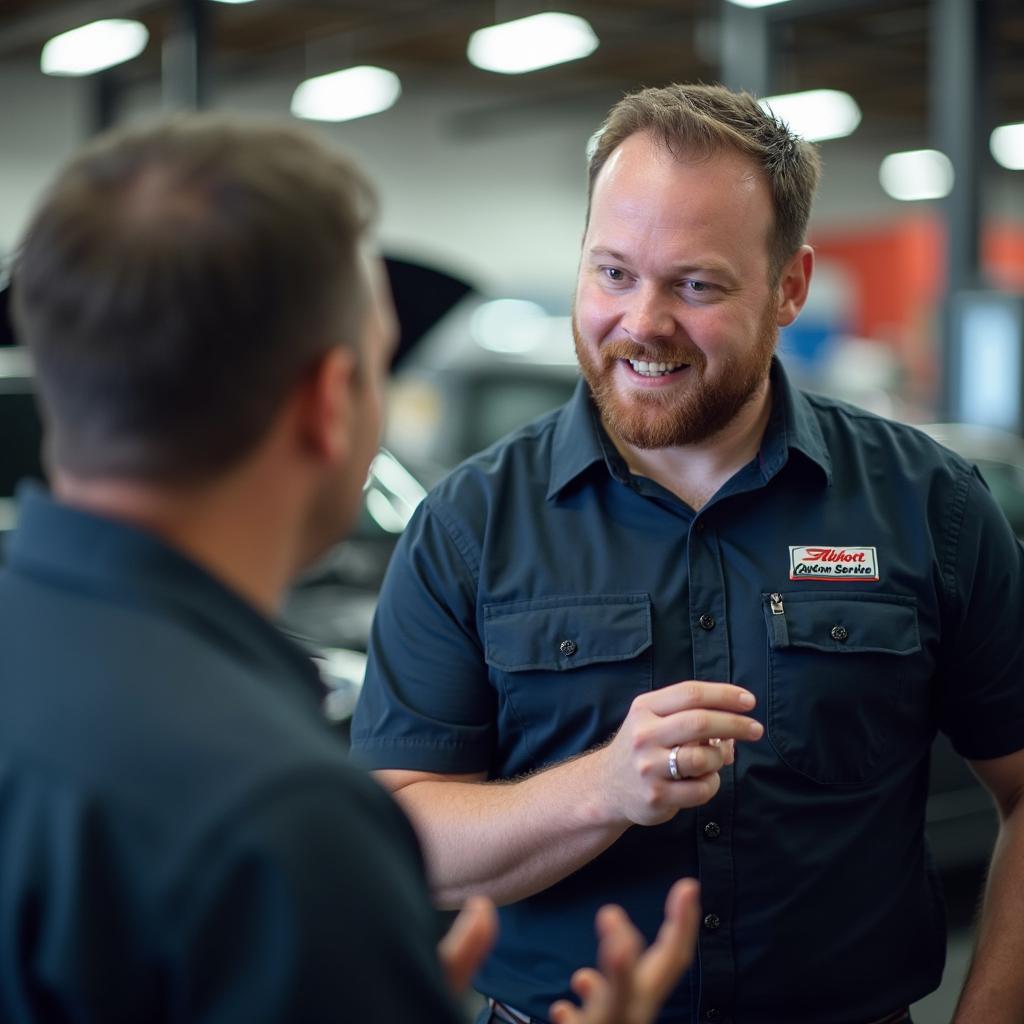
(291, 65, 401, 122)
(41, 19, 148, 76)
(759, 89, 861, 142)
(210, 0, 258, 4)
(991, 122, 1024, 171)
(468, 12, 598, 74)
(879, 149, 954, 201)
(726, 0, 793, 7)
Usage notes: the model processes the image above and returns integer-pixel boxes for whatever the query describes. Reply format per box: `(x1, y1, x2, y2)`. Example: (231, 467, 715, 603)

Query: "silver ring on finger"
(668, 744, 682, 781)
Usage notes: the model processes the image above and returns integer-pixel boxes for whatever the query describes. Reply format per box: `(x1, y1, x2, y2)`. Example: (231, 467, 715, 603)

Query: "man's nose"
(621, 285, 675, 343)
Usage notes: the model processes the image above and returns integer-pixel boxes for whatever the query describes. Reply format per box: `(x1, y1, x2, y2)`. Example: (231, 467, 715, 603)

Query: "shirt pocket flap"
(762, 593, 921, 656)
(483, 594, 652, 672)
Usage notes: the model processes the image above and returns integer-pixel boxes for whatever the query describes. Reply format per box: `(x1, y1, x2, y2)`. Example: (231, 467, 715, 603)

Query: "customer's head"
(587, 83, 820, 282)
(13, 116, 382, 485)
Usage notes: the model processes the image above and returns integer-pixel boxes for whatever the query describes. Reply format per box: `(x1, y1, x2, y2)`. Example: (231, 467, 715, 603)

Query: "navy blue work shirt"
(0, 486, 462, 1023)
(352, 358, 1024, 1024)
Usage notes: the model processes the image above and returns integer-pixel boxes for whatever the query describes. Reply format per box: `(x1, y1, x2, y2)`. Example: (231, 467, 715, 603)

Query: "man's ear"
(297, 345, 358, 465)
(775, 245, 814, 328)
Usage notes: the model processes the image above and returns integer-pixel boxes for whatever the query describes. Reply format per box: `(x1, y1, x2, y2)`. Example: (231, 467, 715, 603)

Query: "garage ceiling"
(1, 0, 1022, 146)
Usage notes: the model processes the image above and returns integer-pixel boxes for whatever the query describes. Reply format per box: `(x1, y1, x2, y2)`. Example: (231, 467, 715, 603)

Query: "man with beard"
(0, 115, 699, 1023)
(352, 84, 1024, 1023)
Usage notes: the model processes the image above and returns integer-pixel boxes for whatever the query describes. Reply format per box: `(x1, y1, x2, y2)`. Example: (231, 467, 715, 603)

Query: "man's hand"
(593, 682, 763, 826)
(549, 878, 701, 1024)
(437, 895, 498, 994)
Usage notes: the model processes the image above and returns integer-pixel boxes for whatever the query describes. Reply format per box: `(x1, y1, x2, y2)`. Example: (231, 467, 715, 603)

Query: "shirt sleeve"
(937, 466, 1024, 761)
(166, 767, 464, 1024)
(350, 498, 497, 773)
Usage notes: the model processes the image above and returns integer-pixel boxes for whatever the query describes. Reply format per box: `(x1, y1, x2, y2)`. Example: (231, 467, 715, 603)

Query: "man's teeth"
(628, 359, 686, 377)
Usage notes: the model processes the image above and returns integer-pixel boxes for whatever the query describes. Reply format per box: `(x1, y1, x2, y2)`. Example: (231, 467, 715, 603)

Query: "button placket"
(687, 518, 736, 1017)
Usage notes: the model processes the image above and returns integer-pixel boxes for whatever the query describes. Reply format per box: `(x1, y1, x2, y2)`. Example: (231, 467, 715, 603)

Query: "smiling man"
(353, 84, 1024, 1023)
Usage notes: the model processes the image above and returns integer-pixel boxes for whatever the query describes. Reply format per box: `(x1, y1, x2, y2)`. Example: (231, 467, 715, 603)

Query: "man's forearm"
(953, 801, 1024, 1021)
(390, 748, 630, 908)
(380, 680, 758, 908)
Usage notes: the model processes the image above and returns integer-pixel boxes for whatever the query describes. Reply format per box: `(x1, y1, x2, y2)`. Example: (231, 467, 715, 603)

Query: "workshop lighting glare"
(879, 149, 954, 201)
(726, 0, 793, 7)
(41, 19, 148, 76)
(290, 66, 401, 122)
(991, 122, 1024, 171)
(471, 299, 548, 353)
(759, 89, 861, 142)
(467, 12, 598, 74)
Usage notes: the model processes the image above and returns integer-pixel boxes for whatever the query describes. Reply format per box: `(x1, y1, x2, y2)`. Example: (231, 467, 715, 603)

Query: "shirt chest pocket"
(483, 594, 653, 764)
(762, 592, 922, 786)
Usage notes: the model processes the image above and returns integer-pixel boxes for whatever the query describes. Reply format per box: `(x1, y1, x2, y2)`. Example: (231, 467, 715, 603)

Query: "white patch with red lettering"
(789, 545, 879, 581)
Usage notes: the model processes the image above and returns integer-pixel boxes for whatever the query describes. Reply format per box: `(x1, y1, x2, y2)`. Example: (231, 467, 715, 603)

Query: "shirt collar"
(546, 378, 609, 500)
(766, 356, 833, 485)
(546, 357, 831, 501)
(6, 483, 326, 701)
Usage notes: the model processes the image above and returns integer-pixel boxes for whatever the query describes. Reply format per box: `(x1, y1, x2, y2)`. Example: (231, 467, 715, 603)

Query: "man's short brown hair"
(12, 115, 377, 482)
(587, 83, 821, 280)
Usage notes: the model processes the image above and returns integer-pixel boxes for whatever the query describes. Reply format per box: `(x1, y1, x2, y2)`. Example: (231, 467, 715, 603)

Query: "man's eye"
(602, 267, 626, 282)
(684, 280, 710, 292)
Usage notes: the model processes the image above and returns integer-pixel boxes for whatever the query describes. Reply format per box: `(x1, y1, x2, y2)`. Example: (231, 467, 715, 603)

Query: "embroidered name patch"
(789, 545, 879, 581)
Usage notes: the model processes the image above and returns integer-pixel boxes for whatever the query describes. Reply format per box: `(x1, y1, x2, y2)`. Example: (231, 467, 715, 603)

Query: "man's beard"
(573, 308, 778, 449)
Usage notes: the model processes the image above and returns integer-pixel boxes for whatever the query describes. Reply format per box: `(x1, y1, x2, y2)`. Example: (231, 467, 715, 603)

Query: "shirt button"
(559, 639, 577, 657)
(704, 1010, 722, 1023)
(699, 613, 716, 631)
(704, 821, 721, 840)
(831, 624, 848, 642)
(703, 913, 721, 930)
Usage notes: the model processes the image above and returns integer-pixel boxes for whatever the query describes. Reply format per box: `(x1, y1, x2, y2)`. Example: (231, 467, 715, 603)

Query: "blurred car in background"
(0, 347, 44, 545)
(279, 448, 426, 728)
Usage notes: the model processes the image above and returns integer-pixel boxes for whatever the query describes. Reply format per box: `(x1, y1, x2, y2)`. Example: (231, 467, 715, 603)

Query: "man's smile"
(622, 358, 692, 381)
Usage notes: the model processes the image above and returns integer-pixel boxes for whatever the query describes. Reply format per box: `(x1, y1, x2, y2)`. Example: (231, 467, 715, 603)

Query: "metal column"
(90, 70, 122, 134)
(930, 0, 990, 416)
(163, 0, 209, 110)
(719, 1, 771, 97)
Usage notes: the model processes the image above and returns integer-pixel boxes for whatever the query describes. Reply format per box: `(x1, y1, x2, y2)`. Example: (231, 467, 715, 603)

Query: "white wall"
(1, 55, 1021, 304)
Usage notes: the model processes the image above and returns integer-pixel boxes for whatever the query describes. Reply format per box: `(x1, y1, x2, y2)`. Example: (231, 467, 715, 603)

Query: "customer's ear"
(297, 345, 358, 465)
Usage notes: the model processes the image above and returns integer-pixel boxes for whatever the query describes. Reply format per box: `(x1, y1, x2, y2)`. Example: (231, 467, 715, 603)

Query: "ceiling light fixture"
(41, 19, 149, 76)
(879, 149, 954, 201)
(990, 122, 1024, 171)
(759, 89, 862, 142)
(291, 65, 401, 123)
(467, 12, 598, 75)
(725, 0, 793, 7)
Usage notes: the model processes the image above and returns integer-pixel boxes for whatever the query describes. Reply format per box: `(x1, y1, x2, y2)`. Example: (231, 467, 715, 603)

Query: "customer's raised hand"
(549, 878, 700, 1024)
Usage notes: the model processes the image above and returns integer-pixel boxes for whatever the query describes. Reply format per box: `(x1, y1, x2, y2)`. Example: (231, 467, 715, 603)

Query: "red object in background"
(811, 216, 1024, 341)
(986, 225, 1024, 291)
(810, 216, 1024, 404)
